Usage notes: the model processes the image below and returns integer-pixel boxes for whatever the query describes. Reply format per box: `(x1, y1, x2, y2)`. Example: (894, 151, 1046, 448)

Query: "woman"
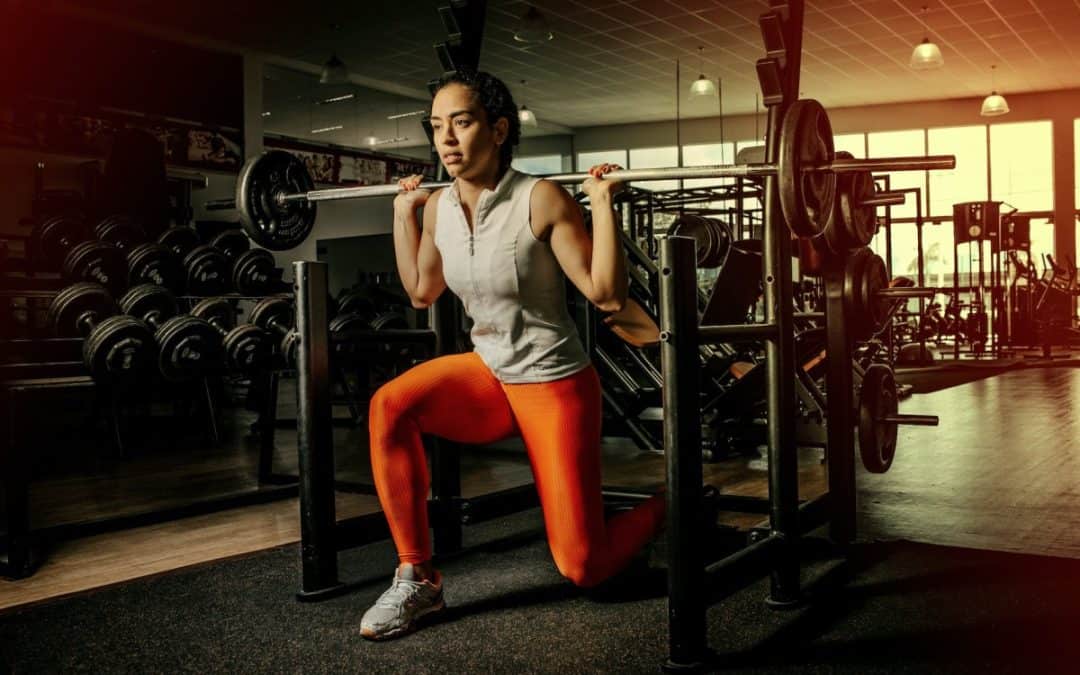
(360, 70, 666, 641)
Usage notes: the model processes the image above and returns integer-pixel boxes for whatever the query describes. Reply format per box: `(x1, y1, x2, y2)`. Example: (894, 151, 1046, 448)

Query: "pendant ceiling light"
(319, 53, 348, 85)
(518, 80, 538, 127)
(980, 65, 1010, 117)
(909, 6, 943, 70)
(689, 46, 716, 97)
(513, 6, 553, 45)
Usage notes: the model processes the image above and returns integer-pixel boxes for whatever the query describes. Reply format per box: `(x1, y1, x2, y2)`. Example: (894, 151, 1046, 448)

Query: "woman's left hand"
(582, 163, 625, 200)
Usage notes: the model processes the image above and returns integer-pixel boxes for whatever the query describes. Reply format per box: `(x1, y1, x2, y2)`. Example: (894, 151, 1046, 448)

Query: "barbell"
(207, 99, 954, 251)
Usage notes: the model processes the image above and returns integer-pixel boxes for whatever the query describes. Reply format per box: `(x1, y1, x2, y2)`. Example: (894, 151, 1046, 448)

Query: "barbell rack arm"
(880, 414, 939, 426)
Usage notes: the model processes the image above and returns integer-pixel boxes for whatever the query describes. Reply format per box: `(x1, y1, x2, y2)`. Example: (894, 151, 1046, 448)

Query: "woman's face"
(430, 82, 507, 180)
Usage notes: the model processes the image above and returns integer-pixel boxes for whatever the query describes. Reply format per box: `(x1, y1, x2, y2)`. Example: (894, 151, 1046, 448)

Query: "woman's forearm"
(393, 208, 423, 302)
(586, 193, 628, 311)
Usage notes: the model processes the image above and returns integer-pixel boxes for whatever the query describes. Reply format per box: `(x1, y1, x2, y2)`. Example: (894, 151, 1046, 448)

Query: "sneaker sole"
(360, 598, 446, 641)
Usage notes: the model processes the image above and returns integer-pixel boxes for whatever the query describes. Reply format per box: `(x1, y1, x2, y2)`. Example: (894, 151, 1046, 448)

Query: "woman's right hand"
(393, 174, 432, 215)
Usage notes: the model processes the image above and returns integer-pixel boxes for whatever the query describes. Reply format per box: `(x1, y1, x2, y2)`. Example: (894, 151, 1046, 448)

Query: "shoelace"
(374, 578, 426, 609)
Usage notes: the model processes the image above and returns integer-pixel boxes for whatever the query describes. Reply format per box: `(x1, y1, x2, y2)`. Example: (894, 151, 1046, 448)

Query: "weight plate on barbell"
(119, 284, 179, 325)
(62, 241, 126, 294)
(83, 314, 155, 383)
(158, 226, 201, 259)
(183, 245, 229, 297)
(127, 243, 184, 294)
(232, 248, 277, 296)
(842, 248, 890, 341)
(47, 282, 117, 337)
(839, 169, 877, 249)
(858, 363, 898, 473)
(779, 99, 836, 238)
(155, 315, 222, 382)
(237, 150, 317, 251)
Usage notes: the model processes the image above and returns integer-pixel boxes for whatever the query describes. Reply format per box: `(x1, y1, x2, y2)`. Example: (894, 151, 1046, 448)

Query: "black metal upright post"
(660, 236, 706, 671)
(429, 292, 463, 556)
(761, 0, 803, 607)
(294, 261, 344, 600)
(823, 264, 856, 544)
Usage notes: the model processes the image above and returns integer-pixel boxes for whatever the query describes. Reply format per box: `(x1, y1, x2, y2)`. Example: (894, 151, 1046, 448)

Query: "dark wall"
(1, 8, 243, 130)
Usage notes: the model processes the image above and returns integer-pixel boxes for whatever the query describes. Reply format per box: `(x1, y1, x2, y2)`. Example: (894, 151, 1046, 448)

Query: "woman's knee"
(368, 383, 410, 435)
(552, 547, 605, 588)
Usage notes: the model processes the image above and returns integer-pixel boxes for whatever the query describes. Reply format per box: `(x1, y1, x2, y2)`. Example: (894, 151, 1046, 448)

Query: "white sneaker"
(360, 564, 445, 640)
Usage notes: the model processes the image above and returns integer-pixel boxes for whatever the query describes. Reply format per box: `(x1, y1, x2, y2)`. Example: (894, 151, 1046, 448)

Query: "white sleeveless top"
(433, 168, 590, 383)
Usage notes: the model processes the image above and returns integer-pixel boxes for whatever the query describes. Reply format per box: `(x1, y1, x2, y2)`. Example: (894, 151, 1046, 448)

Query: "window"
(576, 150, 628, 172)
(735, 140, 766, 215)
(928, 126, 988, 219)
(868, 129, 926, 219)
(833, 133, 866, 159)
(990, 120, 1052, 212)
(629, 146, 679, 192)
(681, 142, 737, 215)
(512, 154, 563, 175)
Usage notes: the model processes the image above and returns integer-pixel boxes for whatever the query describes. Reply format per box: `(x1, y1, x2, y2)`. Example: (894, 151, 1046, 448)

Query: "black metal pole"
(294, 261, 344, 601)
(916, 189, 927, 363)
(761, 0, 802, 606)
(429, 292, 463, 556)
(823, 264, 856, 544)
(660, 236, 707, 671)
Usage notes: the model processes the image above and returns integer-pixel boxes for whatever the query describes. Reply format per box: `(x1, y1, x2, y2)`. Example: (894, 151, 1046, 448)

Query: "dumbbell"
(46, 282, 156, 381)
(189, 297, 274, 372)
(118, 284, 223, 382)
(31, 213, 150, 294)
(249, 295, 298, 365)
(182, 230, 279, 296)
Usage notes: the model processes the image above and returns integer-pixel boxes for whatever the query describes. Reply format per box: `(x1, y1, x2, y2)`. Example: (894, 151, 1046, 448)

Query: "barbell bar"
(205, 155, 951, 211)
(209, 99, 954, 250)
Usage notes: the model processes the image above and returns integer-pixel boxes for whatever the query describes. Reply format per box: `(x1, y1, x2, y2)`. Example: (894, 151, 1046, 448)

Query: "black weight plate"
(190, 296, 236, 331)
(158, 227, 201, 258)
(858, 363, 898, 474)
(155, 315, 223, 382)
(46, 282, 116, 337)
(329, 312, 371, 334)
(279, 330, 299, 369)
(839, 170, 877, 248)
(668, 215, 714, 268)
(231, 248, 276, 295)
(842, 248, 889, 341)
(223, 324, 273, 371)
(126, 243, 184, 294)
(83, 315, 155, 382)
(94, 214, 146, 249)
(249, 295, 294, 333)
(237, 150, 317, 251)
(36, 215, 89, 269)
(337, 291, 375, 318)
(779, 99, 836, 238)
(369, 311, 408, 331)
(183, 245, 229, 296)
(210, 229, 251, 260)
(119, 284, 178, 326)
(61, 241, 126, 295)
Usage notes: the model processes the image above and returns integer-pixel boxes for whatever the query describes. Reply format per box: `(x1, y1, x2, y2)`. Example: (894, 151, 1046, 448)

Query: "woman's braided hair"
(433, 70, 520, 169)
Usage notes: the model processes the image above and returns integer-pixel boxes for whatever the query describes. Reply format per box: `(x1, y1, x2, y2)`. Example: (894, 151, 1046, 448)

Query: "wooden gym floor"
(1, 365, 1077, 612)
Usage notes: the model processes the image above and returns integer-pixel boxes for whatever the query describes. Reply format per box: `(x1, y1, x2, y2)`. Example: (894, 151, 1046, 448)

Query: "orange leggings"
(368, 352, 666, 587)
